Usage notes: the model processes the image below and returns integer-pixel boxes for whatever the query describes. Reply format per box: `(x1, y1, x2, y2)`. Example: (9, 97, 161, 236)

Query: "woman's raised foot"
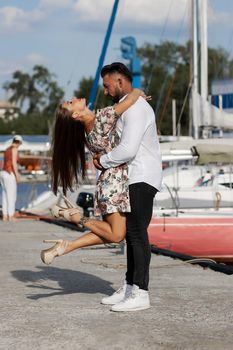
(40, 239, 69, 265)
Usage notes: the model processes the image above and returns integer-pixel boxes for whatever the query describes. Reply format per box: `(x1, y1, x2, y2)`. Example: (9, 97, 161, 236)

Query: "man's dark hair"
(101, 62, 133, 83)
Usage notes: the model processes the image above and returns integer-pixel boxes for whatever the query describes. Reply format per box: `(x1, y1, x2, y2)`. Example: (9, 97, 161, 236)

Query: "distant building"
(211, 79, 233, 113)
(0, 101, 18, 120)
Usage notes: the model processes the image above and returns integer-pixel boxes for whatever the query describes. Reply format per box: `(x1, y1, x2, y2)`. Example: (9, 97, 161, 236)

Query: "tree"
(3, 71, 31, 110)
(3, 65, 64, 115)
(74, 77, 110, 110)
(137, 41, 233, 135)
(2, 65, 64, 134)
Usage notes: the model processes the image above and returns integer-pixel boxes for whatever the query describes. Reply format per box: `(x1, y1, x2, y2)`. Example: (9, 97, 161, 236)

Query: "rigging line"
(145, 0, 173, 94)
(93, 1, 126, 109)
(155, 1, 189, 117)
(175, 46, 201, 135)
(157, 65, 179, 131)
(178, 42, 204, 132)
(171, 3, 205, 134)
(157, 2, 189, 127)
(176, 16, 202, 132)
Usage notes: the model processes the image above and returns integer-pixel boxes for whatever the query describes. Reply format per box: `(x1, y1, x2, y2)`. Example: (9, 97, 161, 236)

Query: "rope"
(215, 191, 221, 211)
(151, 246, 233, 275)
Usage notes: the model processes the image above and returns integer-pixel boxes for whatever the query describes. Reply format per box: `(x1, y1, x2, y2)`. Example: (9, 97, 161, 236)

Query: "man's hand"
(93, 153, 104, 171)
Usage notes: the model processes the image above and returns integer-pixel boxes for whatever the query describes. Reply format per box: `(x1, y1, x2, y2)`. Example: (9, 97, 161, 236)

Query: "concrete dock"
(1, 218, 233, 350)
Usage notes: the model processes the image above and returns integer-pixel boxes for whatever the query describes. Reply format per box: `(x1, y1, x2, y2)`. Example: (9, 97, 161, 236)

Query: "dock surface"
(0, 219, 233, 350)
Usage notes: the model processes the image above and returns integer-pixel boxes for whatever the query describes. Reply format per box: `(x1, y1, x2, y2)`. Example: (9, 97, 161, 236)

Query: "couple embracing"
(41, 62, 162, 312)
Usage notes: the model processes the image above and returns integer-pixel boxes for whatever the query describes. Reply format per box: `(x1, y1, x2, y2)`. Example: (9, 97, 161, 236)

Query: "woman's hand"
(135, 88, 152, 101)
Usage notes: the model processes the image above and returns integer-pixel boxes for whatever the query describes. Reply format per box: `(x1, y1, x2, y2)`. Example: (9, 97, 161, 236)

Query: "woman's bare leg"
(41, 213, 126, 264)
(61, 212, 126, 255)
(64, 231, 110, 254)
(85, 213, 126, 242)
(59, 209, 126, 243)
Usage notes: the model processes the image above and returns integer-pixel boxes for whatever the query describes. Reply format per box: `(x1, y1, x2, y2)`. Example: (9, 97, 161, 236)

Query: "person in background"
(0, 135, 22, 221)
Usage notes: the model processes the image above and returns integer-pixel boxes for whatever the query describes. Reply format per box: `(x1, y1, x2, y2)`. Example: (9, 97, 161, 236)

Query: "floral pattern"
(86, 106, 130, 216)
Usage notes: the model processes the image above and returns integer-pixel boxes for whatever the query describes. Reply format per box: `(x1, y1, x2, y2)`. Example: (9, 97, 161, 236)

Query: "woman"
(41, 89, 150, 265)
(0, 135, 22, 221)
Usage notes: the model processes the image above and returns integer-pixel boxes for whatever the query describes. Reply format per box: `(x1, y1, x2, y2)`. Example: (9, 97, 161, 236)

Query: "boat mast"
(191, 0, 199, 139)
(199, 0, 210, 131)
(200, 0, 208, 101)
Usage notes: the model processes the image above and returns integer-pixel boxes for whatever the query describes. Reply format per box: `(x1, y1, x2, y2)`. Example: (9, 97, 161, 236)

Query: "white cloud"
(120, 0, 188, 26)
(39, 0, 73, 10)
(72, 0, 189, 26)
(0, 6, 45, 32)
(0, 53, 45, 81)
(72, 0, 233, 32)
(25, 53, 46, 65)
(73, 0, 112, 21)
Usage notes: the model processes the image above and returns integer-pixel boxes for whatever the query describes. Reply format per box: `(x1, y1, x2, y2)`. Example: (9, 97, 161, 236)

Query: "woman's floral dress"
(86, 106, 130, 216)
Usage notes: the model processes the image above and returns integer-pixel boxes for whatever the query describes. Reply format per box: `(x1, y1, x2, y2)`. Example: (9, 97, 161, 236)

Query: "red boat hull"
(148, 216, 233, 263)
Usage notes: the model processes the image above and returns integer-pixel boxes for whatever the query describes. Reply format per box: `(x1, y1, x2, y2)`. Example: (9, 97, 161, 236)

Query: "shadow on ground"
(11, 266, 115, 300)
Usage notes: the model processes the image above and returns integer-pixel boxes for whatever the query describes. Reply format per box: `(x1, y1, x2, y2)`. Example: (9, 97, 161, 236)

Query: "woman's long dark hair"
(51, 105, 86, 195)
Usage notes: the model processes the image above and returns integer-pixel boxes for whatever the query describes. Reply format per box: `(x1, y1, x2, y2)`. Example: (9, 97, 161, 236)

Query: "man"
(94, 62, 162, 312)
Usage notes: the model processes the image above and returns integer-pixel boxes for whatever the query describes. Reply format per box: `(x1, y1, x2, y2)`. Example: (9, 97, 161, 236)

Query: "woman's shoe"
(51, 205, 82, 223)
(62, 195, 76, 209)
(50, 195, 77, 218)
(40, 239, 68, 265)
(50, 205, 65, 218)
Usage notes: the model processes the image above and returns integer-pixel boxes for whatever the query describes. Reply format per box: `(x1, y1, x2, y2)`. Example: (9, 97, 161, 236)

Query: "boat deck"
(149, 215, 233, 262)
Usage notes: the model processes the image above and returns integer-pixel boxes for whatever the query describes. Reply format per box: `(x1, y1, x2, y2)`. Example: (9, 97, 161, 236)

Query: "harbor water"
(0, 174, 51, 211)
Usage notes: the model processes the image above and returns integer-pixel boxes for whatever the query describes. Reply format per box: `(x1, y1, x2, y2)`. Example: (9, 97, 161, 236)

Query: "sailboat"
(148, 0, 233, 263)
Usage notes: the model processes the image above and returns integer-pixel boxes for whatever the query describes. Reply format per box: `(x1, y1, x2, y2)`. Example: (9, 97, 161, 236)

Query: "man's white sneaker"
(111, 285, 150, 312)
(101, 282, 133, 305)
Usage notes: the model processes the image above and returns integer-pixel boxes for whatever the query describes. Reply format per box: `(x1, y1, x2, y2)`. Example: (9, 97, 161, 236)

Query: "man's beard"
(112, 95, 120, 103)
(111, 88, 124, 103)
(106, 94, 120, 103)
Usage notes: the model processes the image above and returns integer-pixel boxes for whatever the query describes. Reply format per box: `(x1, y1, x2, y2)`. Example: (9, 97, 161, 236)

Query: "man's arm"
(115, 89, 150, 116)
(100, 101, 147, 169)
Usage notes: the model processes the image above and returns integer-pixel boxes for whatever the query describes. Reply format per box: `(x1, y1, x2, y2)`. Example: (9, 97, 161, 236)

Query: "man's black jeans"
(125, 182, 157, 291)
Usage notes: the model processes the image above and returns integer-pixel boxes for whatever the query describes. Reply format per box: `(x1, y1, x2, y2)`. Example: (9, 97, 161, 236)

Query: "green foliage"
(138, 41, 233, 135)
(0, 112, 50, 135)
(73, 76, 110, 110)
(138, 41, 191, 135)
(2, 65, 64, 135)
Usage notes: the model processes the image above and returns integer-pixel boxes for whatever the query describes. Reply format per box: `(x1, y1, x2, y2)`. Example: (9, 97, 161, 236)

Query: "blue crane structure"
(120, 36, 141, 88)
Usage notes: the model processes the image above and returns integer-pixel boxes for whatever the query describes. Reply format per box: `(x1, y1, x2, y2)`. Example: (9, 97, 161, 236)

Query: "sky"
(1, 0, 233, 101)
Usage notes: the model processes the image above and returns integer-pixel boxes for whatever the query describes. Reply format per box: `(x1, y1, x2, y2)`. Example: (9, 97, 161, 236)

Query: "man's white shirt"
(100, 96, 162, 191)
